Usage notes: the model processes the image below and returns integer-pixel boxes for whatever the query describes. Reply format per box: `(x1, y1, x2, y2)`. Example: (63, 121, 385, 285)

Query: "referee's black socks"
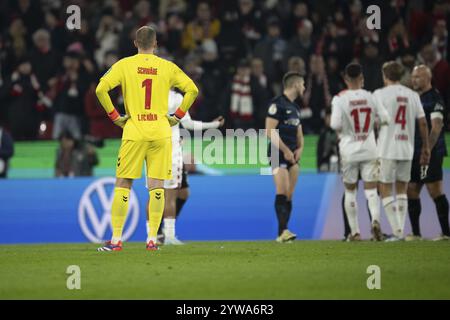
(408, 198, 422, 236)
(434, 195, 450, 236)
(275, 195, 289, 235)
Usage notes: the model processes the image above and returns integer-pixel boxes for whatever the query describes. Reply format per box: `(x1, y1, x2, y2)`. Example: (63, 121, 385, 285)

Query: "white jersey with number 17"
(373, 84, 425, 160)
(330, 89, 388, 163)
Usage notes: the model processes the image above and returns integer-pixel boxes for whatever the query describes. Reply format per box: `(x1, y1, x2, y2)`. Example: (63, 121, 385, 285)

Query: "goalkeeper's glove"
(108, 109, 130, 128)
(113, 114, 130, 128)
(166, 114, 181, 126)
(166, 108, 185, 127)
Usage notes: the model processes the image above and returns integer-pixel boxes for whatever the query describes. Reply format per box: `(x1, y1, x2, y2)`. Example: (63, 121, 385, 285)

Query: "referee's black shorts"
(411, 152, 444, 183)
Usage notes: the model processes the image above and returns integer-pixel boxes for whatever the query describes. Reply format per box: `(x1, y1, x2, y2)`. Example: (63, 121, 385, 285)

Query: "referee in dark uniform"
(266, 72, 305, 242)
(407, 65, 449, 241)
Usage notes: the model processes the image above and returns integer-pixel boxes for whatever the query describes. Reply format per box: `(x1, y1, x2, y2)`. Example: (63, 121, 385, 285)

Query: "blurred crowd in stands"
(0, 0, 449, 143)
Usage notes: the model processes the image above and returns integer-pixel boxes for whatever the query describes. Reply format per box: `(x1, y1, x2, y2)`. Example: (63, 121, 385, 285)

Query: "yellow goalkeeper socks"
(147, 188, 165, 243)
(111, 187, 130, 243)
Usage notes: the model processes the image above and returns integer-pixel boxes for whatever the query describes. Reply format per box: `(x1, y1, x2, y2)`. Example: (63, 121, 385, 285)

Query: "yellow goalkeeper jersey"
(99, 53, 197, 141)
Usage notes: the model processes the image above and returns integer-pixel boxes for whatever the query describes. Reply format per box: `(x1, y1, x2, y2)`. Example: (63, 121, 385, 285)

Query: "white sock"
(365, 188, 381, 223)
(397, 194, 408, 237)
(344, 189, 360, 235)
(163, 218, 176, 239)
(382, 196, 401, 237)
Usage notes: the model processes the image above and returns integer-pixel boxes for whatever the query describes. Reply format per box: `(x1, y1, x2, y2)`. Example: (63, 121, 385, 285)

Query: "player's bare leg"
(406, 182, 423, 240)
(426, 181, 443, 199)
(395, 181, 408, 238)
(273, 167, 289, 195)
(115, 178, 133, 188)
(163, 188, 184, 245)
(283, 165, 299, 241)
(164, 189, 177, 218)
(426, 181, 450, 240)
(273, 167, 295, 242)
(364, 181, 383, 241)
(146, 177, 165, 250)
(287, 165, 299, 201)
(98, 178, 133, 251)
(380, 182, 402, 239)
(176, 187, 189, 218)
(344, 182, 360, 241)
(163, 188, 177, 230)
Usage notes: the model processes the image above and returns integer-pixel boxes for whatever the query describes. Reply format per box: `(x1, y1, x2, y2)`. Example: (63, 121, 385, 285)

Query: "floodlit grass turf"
(0, 241, 449, 300)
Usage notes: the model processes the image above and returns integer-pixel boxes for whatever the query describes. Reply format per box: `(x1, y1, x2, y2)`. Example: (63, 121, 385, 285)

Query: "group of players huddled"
(266, 61, 448, 242)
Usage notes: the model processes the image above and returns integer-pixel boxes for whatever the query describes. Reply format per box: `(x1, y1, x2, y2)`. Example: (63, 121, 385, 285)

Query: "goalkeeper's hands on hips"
(113, 114, 130, 128)
(107, 109, 130, 128)
(166, 114, 180, 126)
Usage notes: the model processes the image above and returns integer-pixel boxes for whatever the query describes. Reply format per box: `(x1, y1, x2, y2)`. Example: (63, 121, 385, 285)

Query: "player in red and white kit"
(374, 61, 430, 241)
(331, 63, 389, 241)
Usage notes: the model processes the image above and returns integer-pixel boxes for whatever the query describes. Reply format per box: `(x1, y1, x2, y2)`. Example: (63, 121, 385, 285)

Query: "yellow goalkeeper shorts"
(116, 138, 172, 180)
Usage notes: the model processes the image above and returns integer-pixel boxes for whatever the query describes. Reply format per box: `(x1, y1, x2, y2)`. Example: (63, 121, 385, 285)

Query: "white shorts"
(341, 159, 379, 184)
(144, 139, 183, 189)
(163, 140, 183, 189)
(379, 159, 412, 183)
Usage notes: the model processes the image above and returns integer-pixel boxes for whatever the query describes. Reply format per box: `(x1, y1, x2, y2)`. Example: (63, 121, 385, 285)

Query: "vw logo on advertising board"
(78, 177, 139, 243)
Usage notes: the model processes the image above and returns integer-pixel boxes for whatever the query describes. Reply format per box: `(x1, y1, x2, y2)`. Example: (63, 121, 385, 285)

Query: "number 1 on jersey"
(142, 79, 153, 110)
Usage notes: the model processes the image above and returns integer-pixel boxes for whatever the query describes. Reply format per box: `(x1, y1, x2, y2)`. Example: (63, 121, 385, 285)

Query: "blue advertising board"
(2, 172, 449, 244)
(0, 174, 335, 244)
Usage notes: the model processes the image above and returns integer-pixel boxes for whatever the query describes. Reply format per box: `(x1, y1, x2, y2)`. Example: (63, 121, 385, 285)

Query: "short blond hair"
(382, 61, 404, 81)
(135, 26, 156, 50)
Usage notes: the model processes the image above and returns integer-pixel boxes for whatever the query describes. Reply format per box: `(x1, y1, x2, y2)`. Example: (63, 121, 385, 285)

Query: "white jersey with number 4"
(330, 89, 388, 163)
(373, 84, 425, 160)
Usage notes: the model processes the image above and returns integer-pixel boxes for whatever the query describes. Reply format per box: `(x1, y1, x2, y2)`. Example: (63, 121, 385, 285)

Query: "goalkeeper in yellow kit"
(95, 26, 198, 251)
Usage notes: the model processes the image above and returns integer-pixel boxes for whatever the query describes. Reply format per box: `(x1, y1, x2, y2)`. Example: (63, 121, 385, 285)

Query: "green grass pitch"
(1, 241, 450, 299)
